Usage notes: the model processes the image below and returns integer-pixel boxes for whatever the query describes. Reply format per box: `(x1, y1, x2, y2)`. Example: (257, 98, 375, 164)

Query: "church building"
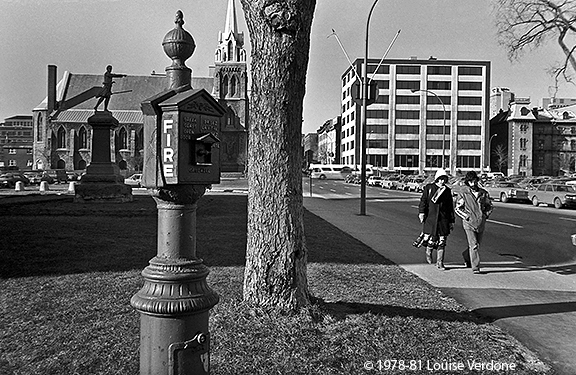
(32, 0, 248, 175)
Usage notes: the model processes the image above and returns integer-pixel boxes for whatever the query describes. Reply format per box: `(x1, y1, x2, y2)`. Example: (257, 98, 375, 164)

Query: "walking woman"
(415, 168, 455, 270)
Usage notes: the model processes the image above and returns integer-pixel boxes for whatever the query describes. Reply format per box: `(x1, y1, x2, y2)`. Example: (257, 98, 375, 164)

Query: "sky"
(0, 0, 573, 134)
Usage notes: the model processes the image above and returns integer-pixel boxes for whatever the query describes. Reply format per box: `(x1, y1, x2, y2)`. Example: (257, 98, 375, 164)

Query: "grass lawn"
(0, 194, 552, 374)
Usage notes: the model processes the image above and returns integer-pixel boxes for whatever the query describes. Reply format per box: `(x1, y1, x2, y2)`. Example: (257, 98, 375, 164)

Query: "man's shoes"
(473, 269, 481, 274)
(436, 263, 446, 270)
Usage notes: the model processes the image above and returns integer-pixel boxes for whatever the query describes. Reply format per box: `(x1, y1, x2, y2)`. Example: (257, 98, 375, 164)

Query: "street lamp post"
(411, 89, 446, 171)
(359, 0, 381, 215)
(488, 133, 498, 171)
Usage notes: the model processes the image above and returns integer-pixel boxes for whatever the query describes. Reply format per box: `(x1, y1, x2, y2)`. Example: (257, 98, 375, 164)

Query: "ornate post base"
(131, 185, 219, 375)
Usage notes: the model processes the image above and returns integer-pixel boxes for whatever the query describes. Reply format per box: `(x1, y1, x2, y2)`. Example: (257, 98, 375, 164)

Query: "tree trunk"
(240, 0, 316, 311)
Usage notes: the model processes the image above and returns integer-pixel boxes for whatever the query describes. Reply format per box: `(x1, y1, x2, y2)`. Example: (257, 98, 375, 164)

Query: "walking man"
(455, 171, 493, 274)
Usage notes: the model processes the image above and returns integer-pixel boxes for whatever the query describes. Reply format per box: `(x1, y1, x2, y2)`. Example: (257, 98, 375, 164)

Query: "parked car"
(23, 171, 44, 185)
(380, 174, 402, 189)
(405, 175, 426, 192)
(395, 175, 411, 191)
(124, 173, 142, 187)
(367, 176, 383, 186)
(484, 181, 530, 203)
(43, 169, 68, 183)
(66, 171, 81, 181)
(518, 177, 550, 190)
(530, 183, 576, 209)
(0, 172, 30, 188)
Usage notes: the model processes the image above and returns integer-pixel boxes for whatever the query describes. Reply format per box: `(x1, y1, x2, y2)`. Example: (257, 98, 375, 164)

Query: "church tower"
(214, 0, 247, 100)
(214, 0, 248, 173)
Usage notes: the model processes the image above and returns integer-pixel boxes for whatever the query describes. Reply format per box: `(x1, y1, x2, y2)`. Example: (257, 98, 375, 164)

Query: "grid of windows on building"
(397, 65, 421, 74)
(395, 154, 419, 167)
(396, 95, 420, 104)
(427, 81, 451, 90)
(428, 66, 452, 75)
(396, 125, 419, 134)
(457, 141, 481, 150)
(369, 155, 387, 166)
(367, 110, 389, 118)
(396, 110, 420, 119)
(458, 66, 483, 75)
(457, 155, 481, 168)
(458, 96, 482, 105)
(395, 140, 419, 148)
(458, 81, 483, 90)
(425, 155, 448, 167)
(367, 125, 388, 133)
(426, 110, 451, 120)
(426, 140, 450, 149)
(396, 81, 420, 90)
(457, 126, 481, 135)
(367, 140, 387, 148)
(427, 125, 451, 134)
(458, 111, 482, 120)
(366, 65, 390, 74)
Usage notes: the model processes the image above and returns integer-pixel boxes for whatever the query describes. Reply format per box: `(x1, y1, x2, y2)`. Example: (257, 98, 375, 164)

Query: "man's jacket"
(455, 185, 493, 232)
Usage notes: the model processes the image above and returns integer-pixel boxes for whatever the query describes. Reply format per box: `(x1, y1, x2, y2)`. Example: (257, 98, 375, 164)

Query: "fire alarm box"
(141, 88, 226, 187)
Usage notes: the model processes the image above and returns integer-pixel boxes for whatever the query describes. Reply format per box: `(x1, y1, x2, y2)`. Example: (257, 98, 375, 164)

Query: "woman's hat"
(434, 168, 448, 181)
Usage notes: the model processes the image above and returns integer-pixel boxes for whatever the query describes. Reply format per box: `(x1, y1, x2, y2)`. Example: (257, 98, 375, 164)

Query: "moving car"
(530, 182, 576, 209)
(483, 181, 530, 203)
(124, 173, 142, 187)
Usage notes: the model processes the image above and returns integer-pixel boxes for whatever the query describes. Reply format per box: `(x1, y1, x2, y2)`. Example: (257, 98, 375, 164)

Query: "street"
(303, 178, 576, 268)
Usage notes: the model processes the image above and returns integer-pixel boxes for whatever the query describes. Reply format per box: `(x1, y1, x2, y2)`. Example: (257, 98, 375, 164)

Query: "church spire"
(216, 0, 245, 63)
(224, 0, 239, 39)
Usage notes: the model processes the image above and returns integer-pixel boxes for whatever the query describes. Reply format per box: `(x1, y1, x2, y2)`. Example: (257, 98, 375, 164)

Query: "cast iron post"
(131, 11, 220, 374)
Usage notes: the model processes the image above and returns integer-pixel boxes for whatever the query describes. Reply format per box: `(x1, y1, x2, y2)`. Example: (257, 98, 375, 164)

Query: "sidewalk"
(304, 196, 576, 375)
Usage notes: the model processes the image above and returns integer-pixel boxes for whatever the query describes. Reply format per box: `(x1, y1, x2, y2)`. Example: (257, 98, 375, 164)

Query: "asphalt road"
(304, 178, 576, 268)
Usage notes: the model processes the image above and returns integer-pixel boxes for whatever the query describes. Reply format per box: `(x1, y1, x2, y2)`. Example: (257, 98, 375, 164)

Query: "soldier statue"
(94, 65, 127, 111)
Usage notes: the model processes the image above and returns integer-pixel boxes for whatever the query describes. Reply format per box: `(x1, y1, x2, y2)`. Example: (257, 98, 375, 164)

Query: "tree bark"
(240, 0, 316, 311)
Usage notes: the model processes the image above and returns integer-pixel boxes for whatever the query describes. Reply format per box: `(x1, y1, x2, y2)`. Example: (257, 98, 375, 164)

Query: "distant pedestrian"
(414, 168, 455, 270)
(455, 171, 493, 274)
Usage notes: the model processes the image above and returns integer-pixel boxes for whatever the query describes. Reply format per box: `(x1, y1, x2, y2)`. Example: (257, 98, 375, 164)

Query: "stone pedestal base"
(74, 182, 133, 203)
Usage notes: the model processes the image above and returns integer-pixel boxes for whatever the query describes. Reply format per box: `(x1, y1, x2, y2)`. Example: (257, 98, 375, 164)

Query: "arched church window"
(221, 75, 229, 98)
(135, 128, 143, 152)
(227, 41, 234, 61)
(230, 75, 237, 97)
(57, 126, 66, 149)
(78, 126, 88, 149)
(36, 113, 43, 142)
(119, 127, 128, 150)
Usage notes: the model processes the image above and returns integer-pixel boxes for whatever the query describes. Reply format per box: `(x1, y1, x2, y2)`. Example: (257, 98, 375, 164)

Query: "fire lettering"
(163, 119, 174, 178)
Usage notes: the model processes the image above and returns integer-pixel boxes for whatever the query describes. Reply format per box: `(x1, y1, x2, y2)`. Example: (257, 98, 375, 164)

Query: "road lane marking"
(487, 219, 523, 228)
(345, 192, 353, 195)
(560, 217, 576, 222)
(330, 189, 336, 192)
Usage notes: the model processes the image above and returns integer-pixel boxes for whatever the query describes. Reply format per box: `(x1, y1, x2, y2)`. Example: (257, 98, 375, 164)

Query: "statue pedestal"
(74, 111, 133, 203)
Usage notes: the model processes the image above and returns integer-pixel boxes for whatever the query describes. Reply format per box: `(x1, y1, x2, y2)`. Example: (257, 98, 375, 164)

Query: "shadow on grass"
(1, 194, 390, 278)
(320, 300, 487, 324)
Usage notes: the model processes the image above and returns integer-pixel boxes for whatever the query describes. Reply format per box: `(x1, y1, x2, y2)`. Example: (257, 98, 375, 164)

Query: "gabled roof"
(34, 71, 217, 124)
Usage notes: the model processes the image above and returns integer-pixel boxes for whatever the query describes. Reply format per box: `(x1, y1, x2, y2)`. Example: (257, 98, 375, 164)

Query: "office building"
(340, 58, 490, 175)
